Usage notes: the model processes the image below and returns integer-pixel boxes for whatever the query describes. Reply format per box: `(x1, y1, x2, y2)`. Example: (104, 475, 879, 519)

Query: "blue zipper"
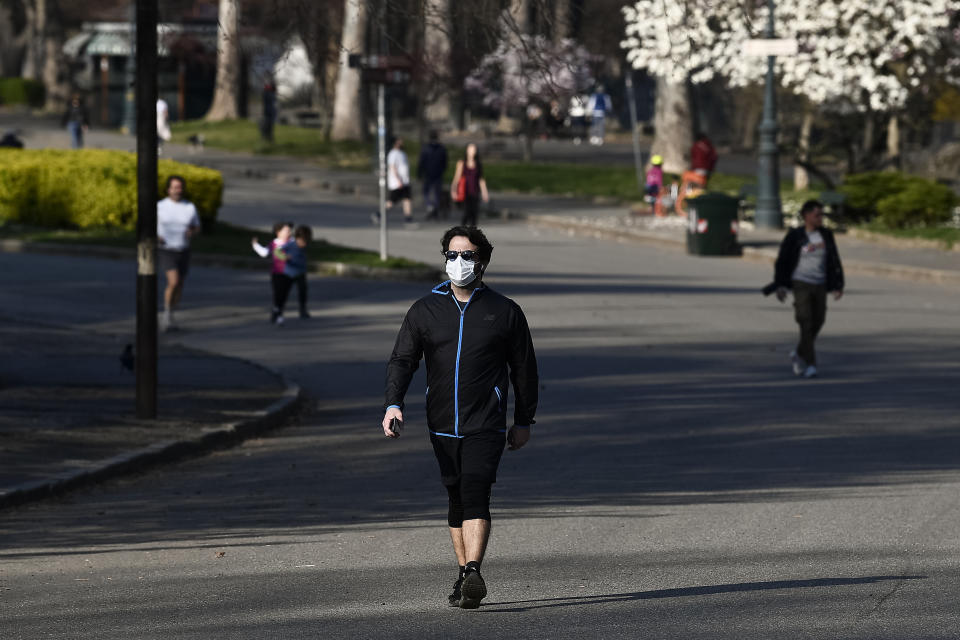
(452, 288, 480, 437)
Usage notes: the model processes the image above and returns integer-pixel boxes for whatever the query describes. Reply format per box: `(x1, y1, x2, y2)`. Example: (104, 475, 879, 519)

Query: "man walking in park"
(772, 200, 845, 378)
(386, 136, 413, 223)
(157, 175, 201, 331)
(418, 130, 448, 220)
(380, 226, 539, 609)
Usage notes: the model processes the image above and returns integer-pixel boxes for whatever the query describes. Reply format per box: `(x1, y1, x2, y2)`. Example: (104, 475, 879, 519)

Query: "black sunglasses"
(443, 250, 480, 262)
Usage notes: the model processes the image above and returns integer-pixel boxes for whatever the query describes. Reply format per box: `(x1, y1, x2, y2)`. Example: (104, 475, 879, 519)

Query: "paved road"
(2, 177, 959, 638)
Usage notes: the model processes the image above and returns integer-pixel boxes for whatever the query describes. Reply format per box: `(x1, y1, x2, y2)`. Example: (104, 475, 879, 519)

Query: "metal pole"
(755, 0, 782, 229)
(121, 3, 137, 135)
(135, 0, 158, 419)
(377, 0, 388, 261)
(378, 83, 387, 261)
(624, 71, 645, 193)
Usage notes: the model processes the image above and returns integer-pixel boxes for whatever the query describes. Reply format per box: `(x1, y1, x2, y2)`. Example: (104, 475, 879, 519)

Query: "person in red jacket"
(690, 132, 718, 179)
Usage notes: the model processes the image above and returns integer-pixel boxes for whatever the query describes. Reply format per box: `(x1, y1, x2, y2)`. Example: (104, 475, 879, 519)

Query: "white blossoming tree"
(621, 0, 960, 180)
(465, 34, 597, 160)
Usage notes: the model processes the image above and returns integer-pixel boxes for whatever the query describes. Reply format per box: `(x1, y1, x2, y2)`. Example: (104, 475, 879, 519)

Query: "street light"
(755, 0, 782, 229)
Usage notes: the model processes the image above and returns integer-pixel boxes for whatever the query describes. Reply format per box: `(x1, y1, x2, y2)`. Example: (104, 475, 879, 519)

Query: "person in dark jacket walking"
(771, 200, 844, 378)
(381, 225, 538, 610)
(62, 93, 90, 149)
(417, 130, 448, 219)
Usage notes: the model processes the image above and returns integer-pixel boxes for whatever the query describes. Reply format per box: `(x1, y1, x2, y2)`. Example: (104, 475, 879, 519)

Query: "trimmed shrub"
(0, 149, 222, 229)
(0, 78, 46, 107)
(876, 181, 957, 229)
(839, 171, 958, 228)
(837, 171, 910, 222)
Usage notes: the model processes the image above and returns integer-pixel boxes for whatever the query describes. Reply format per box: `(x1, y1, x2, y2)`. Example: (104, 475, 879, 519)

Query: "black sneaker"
(459, 567, 486, 609)
(299, 307, 311, 319)
(448, 575, 464, 607)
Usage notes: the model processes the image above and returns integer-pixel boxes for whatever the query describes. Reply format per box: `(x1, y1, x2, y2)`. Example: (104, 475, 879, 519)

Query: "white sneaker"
(789, 350, 805, 376)
(802, 365, 818, 378)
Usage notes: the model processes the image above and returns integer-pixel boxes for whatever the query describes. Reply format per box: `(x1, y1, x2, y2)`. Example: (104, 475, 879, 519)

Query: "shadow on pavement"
(481, 575, 926, 613)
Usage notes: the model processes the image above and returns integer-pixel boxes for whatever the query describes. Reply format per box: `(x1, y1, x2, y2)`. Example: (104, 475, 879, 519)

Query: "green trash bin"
(685, 192, 742, 256)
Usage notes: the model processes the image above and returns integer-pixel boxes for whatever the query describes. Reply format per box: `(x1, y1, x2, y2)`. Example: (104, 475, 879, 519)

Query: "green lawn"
(171, 120, 826, 203)
(170, 120, 373, 170)
(859, 223, 960, 249)
(0, 221, 427, 269)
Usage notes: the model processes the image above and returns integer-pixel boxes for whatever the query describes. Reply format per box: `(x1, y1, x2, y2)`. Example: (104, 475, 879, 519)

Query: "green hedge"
(839, 171, 958, 228)
(0, 149, 223, 229)
(0, 77, 46, 107)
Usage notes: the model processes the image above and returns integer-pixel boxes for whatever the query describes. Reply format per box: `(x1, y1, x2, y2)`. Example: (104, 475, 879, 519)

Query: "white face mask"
(446, 256, 479, 287)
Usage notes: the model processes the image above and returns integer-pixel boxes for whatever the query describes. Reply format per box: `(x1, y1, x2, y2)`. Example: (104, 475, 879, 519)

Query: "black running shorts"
(430, 431, 506, 486)
(158, 248, 191, 276)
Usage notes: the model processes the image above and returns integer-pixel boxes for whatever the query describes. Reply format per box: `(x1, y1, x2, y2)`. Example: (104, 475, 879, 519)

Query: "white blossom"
(622, 0, 960, 112)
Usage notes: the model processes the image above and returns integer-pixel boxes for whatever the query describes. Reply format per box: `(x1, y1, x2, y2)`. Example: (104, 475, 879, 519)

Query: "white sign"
(743, 38, 798, 57)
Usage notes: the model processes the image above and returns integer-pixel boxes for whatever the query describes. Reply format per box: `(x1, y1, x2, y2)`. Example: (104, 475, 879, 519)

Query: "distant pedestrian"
(251, 221, 295, 324)
(157, 176, 201, 331)
(567, 94, 588, 145)
(586, 85, 612, 146)
(418, 130, 448, 220)
(450, 143, 489, 228)
(381, 225, 538, 609)
(387, 137, 413, 223)
(261, 76, 277, 143)
(690, 132, 718, 180)
(61, 93, 89, 149)
(645, 154, 664, 202)
(770, 200, 845, 378)
(156, 98, 172, 154)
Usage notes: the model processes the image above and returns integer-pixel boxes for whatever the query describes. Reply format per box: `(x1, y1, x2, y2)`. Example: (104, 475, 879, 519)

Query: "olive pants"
(792, 281, 827, 366)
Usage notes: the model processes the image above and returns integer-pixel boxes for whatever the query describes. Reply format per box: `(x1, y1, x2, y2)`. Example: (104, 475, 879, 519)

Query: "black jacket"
(773, 226, 845, 292)
(417, 142, 448, 181)
(384, 282, 538, 437)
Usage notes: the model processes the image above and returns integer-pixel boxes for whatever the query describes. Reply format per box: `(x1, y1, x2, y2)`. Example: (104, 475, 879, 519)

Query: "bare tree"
(0, 0, 27, 77)
(39, 0, 68, 110)
(653, 77, 693, 174)
(330, 0, 367, 141)
(421, 0, 452, 128)
(206, 0, 242, 121)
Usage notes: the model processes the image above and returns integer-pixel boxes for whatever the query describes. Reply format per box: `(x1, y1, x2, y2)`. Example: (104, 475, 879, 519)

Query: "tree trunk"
(739, 88, 762, 150)
(205, 0, 242, 121)
(40, 0, 67, 112)
(860, 113, 874, 168)
(653, 76, 693, 174)
(422, 0, 453, 129)
(553, 0, 571, 41)
(21, 0, 40, 80)
(330, 0, 368, 141)
(0, 2, 26, 77)
(794, 107, 814, 191)
(885, 115, 900, 167)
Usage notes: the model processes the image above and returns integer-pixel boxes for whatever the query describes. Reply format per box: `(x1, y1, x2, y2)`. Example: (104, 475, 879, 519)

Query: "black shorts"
(158, 248, 190, 276)
(430, 431, 506, 486)
(389, 185, 411, 203)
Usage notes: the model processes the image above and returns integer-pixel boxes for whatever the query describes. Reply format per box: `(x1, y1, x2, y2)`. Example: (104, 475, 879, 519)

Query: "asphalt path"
(1, 178, 959, 638)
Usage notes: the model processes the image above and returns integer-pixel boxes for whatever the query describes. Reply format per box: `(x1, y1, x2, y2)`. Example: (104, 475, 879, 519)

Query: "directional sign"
(744, 38, 798, 57)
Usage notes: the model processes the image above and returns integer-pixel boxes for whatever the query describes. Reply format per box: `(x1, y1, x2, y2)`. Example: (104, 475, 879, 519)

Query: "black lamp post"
(121, 3, 137, 135)
(755, 0, 782, 229)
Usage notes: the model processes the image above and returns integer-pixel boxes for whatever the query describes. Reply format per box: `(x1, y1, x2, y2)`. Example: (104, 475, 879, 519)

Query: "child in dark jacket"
(286, 225, 313, 318)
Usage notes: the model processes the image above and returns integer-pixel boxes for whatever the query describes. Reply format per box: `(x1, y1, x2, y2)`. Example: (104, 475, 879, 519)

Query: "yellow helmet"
(651, 154, 663, 165)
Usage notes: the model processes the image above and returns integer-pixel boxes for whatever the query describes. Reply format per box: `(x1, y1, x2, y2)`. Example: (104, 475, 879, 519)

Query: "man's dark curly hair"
(441, 226, 493, 263)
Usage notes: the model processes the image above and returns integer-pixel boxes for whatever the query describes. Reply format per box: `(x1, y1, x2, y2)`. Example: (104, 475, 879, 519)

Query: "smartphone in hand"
(389, 417, 403, 435)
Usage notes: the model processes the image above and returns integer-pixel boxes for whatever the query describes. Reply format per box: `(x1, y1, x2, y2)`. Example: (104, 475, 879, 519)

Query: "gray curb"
(0, 376, 305, 511)
(524, 214, 960, 288)
(0, 239, 442, 282)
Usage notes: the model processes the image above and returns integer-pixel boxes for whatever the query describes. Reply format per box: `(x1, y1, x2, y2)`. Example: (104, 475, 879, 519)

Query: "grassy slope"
(0, 221, 427, 269)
